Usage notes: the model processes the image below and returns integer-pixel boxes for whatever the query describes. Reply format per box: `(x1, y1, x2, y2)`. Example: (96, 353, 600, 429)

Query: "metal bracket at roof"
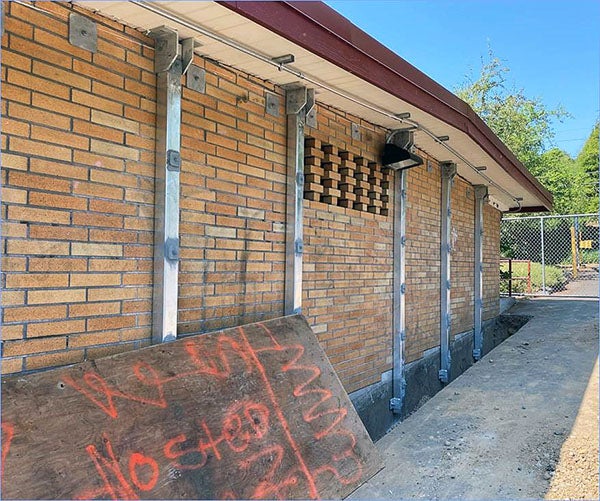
(180, 37, 195, 75)
(285, 86, 307, 115)
(69, 12, 97, 53)
(305, 88, 317, 128)
(265, 91, 280, 117)
(148, 26, 178, 73)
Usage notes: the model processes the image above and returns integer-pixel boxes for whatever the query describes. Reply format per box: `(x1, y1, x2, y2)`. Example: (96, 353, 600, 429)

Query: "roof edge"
(219, 0, 553, 210)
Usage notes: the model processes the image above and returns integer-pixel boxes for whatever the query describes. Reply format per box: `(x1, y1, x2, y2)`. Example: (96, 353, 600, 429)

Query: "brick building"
(1, 1, 551, 439)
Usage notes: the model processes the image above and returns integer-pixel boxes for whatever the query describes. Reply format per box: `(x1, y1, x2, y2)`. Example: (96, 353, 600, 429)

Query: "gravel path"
(349, 299, 599, 500)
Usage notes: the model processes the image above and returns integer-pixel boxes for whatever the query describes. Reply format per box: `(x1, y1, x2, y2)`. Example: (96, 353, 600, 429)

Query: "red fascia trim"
(219, 1, 552, 210)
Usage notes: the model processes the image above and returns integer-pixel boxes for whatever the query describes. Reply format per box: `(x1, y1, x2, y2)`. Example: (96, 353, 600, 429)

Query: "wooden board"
(1, 315, 382, 500)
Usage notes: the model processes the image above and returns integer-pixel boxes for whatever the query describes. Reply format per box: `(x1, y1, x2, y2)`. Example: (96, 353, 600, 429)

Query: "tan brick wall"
(404, 155, 441, 362)
(450, 177, 475, 336)
(303, 106, 393, 393)
(1, 2, 156, 373)
(483, 204, 501, 319)
(178, 58, 287, 335)
(1, 3, 504, 390)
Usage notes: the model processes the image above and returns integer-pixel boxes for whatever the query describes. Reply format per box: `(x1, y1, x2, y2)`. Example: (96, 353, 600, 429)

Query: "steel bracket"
(400, 283, 406, 294)
(438, 369, 449, 383)
(180, 38, 194, 75)
(295, 239, 304, 254)
(305, 88, 317, 127)
(149, 26, 178, 73)
(69, 13, 97, 53)
(187, 65, 206, 93)
(351, 123, 361, 140)
(165, 238, 180, 262)
(166, 149, 181, 172)
(389, 397, 402, 412)
(286, 86, 307, 115)
(474, 184, 489, 203)
(472, 348, 481, 360)
(265, 91, 280, 117)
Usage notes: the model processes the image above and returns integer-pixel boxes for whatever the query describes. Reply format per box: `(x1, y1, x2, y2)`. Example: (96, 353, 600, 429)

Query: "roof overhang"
(77, 0, 552, 212)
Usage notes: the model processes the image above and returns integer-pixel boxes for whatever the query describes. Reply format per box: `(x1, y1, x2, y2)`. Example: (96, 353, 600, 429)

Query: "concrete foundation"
(350, 313, 530, 441)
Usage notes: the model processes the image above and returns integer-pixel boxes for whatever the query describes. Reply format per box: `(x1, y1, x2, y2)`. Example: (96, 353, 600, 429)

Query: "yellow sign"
(580, 240, 593, 249)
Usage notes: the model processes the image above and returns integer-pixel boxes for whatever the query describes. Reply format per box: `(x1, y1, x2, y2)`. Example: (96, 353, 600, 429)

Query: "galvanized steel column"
(284, 86, 308, 315)
(390, 169, 407, 414)
(150, 27, 182, 344)
(439, 162, 456, 382)
(472, 185, 488, 360)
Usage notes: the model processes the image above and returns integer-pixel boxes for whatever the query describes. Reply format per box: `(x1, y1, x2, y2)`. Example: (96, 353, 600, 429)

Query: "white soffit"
(78, 0, 545, 211)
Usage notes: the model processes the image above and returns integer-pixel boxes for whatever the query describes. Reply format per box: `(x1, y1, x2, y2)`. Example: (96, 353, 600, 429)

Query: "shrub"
(500, 261, 567, 294)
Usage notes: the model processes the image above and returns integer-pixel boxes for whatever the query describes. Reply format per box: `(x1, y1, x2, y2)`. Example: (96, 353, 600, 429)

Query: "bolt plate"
(69, 13, 97, 53)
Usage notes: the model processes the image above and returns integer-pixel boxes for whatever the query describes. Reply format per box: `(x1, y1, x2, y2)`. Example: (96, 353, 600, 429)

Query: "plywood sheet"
(1, 315, 382, 499)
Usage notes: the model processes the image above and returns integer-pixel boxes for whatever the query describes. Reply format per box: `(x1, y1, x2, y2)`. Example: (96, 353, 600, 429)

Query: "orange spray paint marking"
(62, 362, 167, 419)
(237, 326, 320, 500)
(1, 422, 15, 481)
(85, 434, 138, 500)
(128, 452, 159, 492)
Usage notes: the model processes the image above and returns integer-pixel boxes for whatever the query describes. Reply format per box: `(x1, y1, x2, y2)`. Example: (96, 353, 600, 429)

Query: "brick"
(29, 192, 88, 211)
(90, 138, 139, 161)
(72, 59, 125, 88)
(1, 358, 24, 375)
(7, 239, 70, 256)
(7, 68, 71, 99)
(70, 273, 121, 287)
(2, 325, 25, 341)
(73, 212, 123, 228)
(2, 116, 30, 137)
(3, 337, 67, 357)
(29, 258, 87, 272)
(5, 273, 69, 289)
(3, 304, 66, 323)
(71, 181, 124, 201)
(31, 92, 90, 120)
(28, 288, 87, 305)
(9, 170, 71, 193)
(1, 187, 27, 204)
(9, 137, 72, 161)
(27, 320, 86, 338)
(69, 302, 121, 317)
(87, 287, 137, 302)
(89, 199, 136, 216)
(1, 153, 29, 171)
(87, 315, 136, 332)
(7, 206, 71, 225)
(71, 243, 123, 257)
(29, 225, 87, 242)
(91, 110, 139, 134)
(26, 350, 85, 370)
(10, 102, 71, 130)
(2, 291, 26, 306)
(68, 330, 122, 348)
(31, 60, 92, 91)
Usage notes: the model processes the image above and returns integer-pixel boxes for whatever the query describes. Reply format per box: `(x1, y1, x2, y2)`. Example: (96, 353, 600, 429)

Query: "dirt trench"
(349, 299, 599, 500)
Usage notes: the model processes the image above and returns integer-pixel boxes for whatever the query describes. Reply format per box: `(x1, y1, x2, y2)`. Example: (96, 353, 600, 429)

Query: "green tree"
(456, 52, 568, 174)
(575, 123, 599, 213)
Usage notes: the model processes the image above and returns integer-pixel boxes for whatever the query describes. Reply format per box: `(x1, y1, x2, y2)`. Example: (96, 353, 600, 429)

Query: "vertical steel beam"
(473, 185, 488, 360)
(150, 27, 182, 344)
(285, 86, 307, 315)
(390, 169, 407, 414)
(439, 162, 456, 382)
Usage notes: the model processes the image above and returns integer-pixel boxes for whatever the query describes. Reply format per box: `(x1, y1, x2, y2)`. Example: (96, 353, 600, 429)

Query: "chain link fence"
(501, 214, 599, 297)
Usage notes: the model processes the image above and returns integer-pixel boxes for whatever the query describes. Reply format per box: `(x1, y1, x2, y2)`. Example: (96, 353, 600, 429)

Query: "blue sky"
(326, 0, 599, 157)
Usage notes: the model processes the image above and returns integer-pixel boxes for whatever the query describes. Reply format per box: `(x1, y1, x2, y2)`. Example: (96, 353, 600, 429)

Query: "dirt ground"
(349, 299, 599, 500)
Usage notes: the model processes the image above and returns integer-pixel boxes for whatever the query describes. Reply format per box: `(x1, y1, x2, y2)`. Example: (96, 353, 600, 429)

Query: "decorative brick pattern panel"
(1, 2, 156, 373)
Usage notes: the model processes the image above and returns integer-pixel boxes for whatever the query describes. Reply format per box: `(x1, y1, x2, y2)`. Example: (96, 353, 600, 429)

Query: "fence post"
(570, 226, 578, 279)
(508, 259, 512, 297)
(540, 217, 546, 294)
